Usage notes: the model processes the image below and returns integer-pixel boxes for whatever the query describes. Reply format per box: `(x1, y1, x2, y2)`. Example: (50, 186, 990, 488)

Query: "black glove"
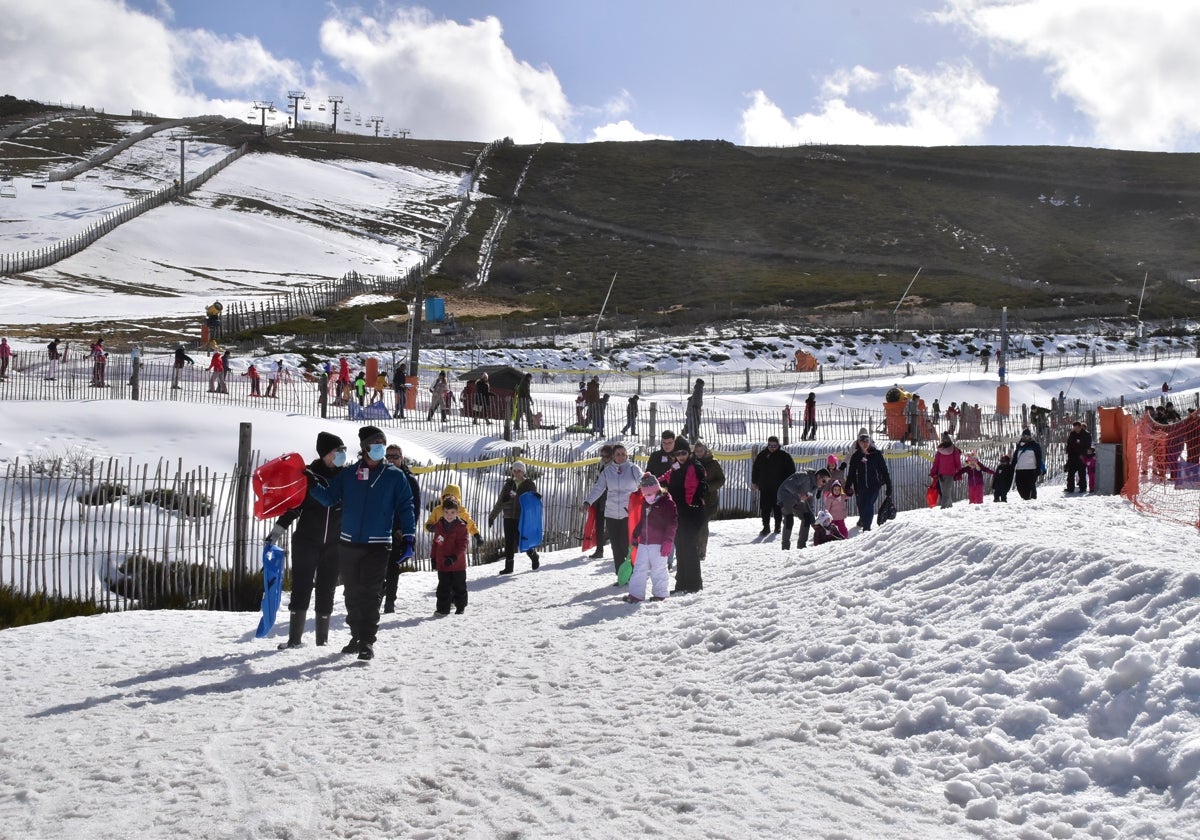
(473, 533, 483, 548)
(425, 522, 435, 533)
(303, 468, 328, 488)
(488, 515, 496, 528)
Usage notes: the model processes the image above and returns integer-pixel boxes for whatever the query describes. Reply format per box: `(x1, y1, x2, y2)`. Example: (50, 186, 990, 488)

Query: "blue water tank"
(424, 297, 445, 322)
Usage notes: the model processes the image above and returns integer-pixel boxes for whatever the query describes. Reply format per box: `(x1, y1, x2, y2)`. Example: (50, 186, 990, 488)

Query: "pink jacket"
(822, 489, 851, 521)
(954, 463, 995, 489)
(630, 490, 678, 549)
(930, 445, 963, 478)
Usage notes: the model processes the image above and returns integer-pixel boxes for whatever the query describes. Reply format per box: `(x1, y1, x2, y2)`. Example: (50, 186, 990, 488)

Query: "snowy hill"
(3, 497, 1199, 839)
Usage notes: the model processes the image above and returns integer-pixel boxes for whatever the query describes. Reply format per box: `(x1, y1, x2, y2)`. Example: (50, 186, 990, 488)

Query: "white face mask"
(641, 489, 658, 502)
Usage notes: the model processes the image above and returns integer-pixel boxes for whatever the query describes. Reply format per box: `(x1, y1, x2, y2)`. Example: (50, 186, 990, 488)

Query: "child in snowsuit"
(626, 473, 678, 603)
(813, 510, 845, 545)
(822, 479, 852, 539)
(955, 452, 995, 505)
(431, 498, 469, 615)
(1084, 447, 1097, 494)
(992, 454, 1015, 502)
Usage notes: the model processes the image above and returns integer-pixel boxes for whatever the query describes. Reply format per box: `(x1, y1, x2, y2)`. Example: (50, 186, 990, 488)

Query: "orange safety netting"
(1120, 407, 1200, 528)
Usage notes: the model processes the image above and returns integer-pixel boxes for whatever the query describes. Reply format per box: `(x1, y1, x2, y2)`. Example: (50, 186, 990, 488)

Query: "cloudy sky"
(3, 0, 1199, 150)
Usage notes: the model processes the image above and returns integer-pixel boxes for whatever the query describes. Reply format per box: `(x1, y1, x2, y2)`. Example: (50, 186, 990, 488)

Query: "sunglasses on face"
(385, 454, 401, 460)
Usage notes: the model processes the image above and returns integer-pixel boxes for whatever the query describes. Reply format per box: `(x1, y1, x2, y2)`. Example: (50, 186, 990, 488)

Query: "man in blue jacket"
(308, 425, 416, 661)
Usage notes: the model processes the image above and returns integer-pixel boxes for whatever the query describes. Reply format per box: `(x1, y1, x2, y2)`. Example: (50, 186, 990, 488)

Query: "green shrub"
(78, 483, 127, 506)
(130, 488, 213, 517)
(0, 586, 105, 629)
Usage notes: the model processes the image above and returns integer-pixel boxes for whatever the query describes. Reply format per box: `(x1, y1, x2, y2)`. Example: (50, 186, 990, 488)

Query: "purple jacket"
(631, 490, 678, 548)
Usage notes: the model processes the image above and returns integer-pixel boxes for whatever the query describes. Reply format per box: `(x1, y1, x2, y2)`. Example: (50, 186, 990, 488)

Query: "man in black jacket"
(267, 431, 347, 649)
(751, 436, 796, 535)
(646, 430, 677, 478)
(1064, 420, 1093, 493)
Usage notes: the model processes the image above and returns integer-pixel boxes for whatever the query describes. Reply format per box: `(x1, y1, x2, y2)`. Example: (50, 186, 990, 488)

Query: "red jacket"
(431, 517, 468, 572)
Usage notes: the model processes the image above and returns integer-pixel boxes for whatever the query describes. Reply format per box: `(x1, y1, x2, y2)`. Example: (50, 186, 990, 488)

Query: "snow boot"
(277, 610, 306, 650)
(341, 637, 361, 654)
(315, 614, 330, 647)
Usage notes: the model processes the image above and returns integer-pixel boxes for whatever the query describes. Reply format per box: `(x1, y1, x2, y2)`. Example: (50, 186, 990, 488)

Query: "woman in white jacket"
(581, 444, 643, 580)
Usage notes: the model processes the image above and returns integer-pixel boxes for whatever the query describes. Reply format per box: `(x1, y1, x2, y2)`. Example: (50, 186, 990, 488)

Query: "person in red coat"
(432, 497, 469, 615)
(929, 432, 963, 509)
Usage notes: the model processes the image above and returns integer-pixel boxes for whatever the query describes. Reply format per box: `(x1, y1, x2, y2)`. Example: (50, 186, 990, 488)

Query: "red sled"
(253, 452, 308, 520)
(926, 480, 940, 508)
(581, 505, 598, 552)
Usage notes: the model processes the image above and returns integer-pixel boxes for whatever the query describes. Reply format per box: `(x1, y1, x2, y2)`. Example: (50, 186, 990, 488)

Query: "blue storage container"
(424, 297, 446, 322)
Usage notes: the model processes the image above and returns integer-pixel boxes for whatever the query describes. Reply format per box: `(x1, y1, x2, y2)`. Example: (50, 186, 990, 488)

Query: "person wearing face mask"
(663, 438, 707, 594)
(626, 473, 678, 603)
(306, 425, 417, 661)
(266, 431, 348, 650)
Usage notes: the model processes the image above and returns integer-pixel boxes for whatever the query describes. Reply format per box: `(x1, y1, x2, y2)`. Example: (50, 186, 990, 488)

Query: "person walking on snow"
(305, 426, 417, 662)
(751, 436, 796, 535)
(929, 432, 963, 509)
(266, 432, 348, 650)
(1011, 428, 1046, 500)
(955, 452, 995, 505)
(582, 443, 642, 579)
(625, 474, 678, 603)
(845, 433, 892, 532)
(0, 338, 11, 380)
(488, 462, 540, 574)
(621, 394, 640, 435)
(802, 392, 818, 440)
(1064, 420, 1093, 493)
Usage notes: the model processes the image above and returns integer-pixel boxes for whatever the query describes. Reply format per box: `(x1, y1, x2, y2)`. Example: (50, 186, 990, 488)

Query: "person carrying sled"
(488, 462, 540, 574)
(266, 432, 348, 650)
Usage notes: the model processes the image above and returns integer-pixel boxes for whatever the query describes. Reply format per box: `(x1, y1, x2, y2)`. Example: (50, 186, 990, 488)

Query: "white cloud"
(317, 8, 571, 143)
(587, 120, 672, 143)
(0, 1, 569, 143)
(0, 0, 300, 118)
(936, 0, 1200, 150)
(740, 62, 999, 147)
(821, 65, 882, 99)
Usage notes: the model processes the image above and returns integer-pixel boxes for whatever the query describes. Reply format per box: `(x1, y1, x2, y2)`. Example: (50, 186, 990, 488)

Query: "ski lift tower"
(368, 115, 385, 137)
(252, 101, 275, 138)
(284, 90, 306, 132)
(327, 96, 344, 134)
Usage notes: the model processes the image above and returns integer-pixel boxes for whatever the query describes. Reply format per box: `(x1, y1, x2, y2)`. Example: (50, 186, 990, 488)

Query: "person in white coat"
(581, 443, 643, 580)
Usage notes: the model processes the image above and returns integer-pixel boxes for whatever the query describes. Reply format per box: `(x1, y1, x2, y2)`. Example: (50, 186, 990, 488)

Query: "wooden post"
(782, 408, 790, 445)
(648, 402, 657, 444)
(233, 422, 253, 587)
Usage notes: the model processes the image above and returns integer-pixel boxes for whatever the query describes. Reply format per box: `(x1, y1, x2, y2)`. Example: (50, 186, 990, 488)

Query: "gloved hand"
(473, 533, 483, 548)
(661, 541, 673, 558)
(304, 468, 328, 488)
(398, 534, 415, 562)
(265, 524, 286, 545)
(488, 515, 497, 528)
(425, 522, 435, 533)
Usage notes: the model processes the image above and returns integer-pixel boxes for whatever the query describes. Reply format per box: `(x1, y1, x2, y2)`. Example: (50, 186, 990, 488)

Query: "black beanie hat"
(316, 431, 344, 457)
(358, 425, 385, 445)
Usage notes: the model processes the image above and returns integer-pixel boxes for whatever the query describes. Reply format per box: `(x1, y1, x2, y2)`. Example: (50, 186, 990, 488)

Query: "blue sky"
(3, 0, 1200, 150)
